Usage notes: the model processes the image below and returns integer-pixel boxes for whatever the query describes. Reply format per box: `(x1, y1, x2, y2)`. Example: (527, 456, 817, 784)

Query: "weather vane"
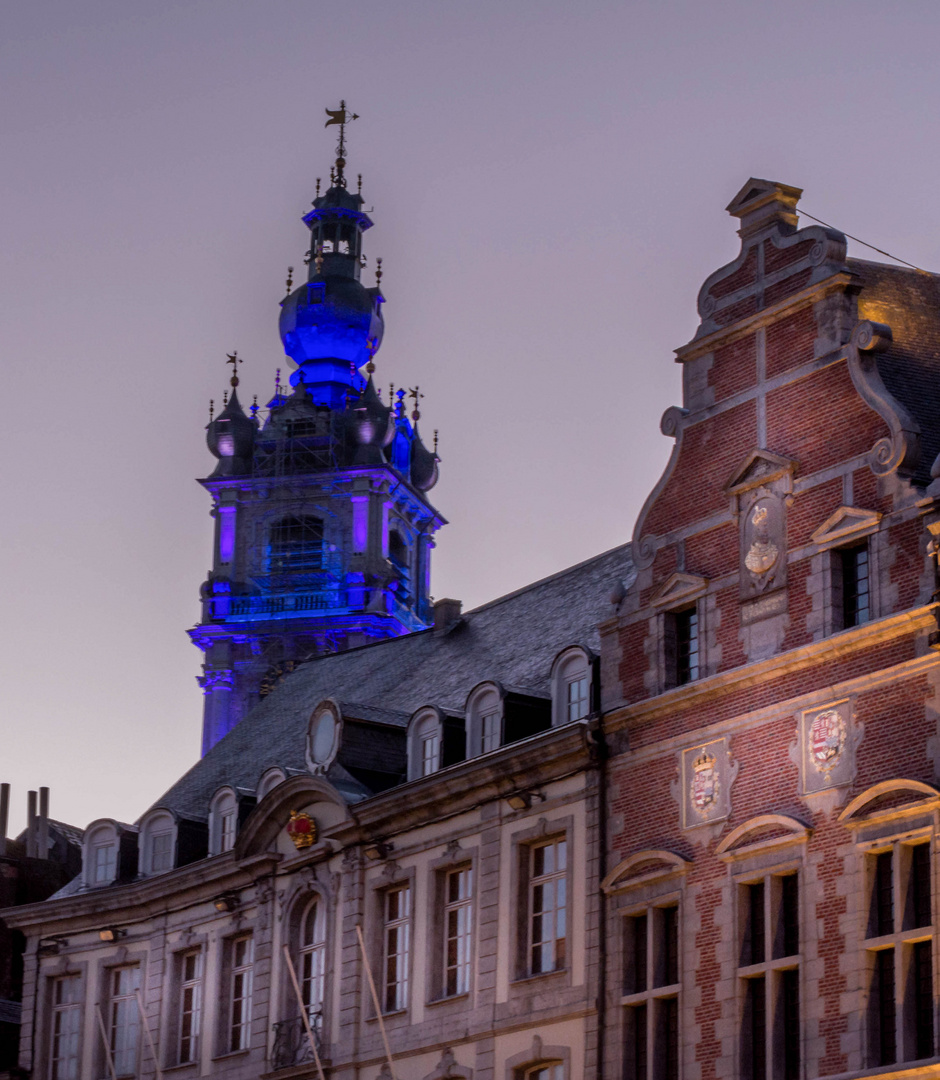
(324, 101, 359, 188)
(226, 350, 242, 388)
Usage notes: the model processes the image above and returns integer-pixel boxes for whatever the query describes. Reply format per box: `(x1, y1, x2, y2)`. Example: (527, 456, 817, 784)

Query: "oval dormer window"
(306, 701, 341, 774)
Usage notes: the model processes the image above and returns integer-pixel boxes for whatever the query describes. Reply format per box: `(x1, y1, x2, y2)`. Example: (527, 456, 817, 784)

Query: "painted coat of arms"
(690, 747, 720, 815)
(809, 708, 846, 773)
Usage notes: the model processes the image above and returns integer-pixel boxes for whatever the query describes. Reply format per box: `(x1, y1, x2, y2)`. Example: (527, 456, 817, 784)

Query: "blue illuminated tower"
(190, 107, 443, 754)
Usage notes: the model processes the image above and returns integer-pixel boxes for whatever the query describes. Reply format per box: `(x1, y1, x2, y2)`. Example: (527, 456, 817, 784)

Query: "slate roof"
(850, 258, 940, 488)
(154, 543, 634, 822)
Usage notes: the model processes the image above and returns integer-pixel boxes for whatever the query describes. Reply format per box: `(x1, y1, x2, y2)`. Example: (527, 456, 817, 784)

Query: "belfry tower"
(190, 106, 444, 754)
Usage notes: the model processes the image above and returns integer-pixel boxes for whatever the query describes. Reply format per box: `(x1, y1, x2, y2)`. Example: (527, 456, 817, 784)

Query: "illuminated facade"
(7, 175, 940, 1080)
(192, 125, 442, 754)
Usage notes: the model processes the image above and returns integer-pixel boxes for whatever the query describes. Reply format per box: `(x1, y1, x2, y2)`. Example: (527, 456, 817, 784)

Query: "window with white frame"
(383, 883, 411, 1012)
(444, 865, 473, 996)
(528, 837, 567, 975)
(864, 839, 933, 1066)
(177, 949, 203, 1065)
(83, 823, 120, 887)
(465, 683, 503, 759)
(622, 903, 680, 1080)
(257, 767, 286, 801)
(107, 965, 140, 1077)
(481, 710, 500, 753)
(209, 789, 238, 856)
(229, 935, 253, 1052)
(138, 809, 175, 877)
(737, 872, 800, 1080)
(49, 974, 82, 1080)
(300, 897, 327, 1028)
(551, 646, 593, 726)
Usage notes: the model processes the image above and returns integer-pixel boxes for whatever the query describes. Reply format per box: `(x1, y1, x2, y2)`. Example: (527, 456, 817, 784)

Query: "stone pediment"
(649, 572, 707, 610)
(725, 449, 798, 495)
(601, 849, 690, 894)
(725, 178, 802, 217)
(715, 813, 811, 861)
(810, 505, 882, 546)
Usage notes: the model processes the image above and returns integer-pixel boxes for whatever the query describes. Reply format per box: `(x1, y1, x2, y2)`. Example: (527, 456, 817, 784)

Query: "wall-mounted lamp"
(214, 893, 240, 913)
(98, 928, 126, 943)
(506, 790, 546, 811)
(363, 841, 391, 861)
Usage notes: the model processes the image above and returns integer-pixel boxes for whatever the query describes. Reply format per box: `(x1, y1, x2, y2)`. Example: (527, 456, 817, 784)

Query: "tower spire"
(226, 350, 242, 388)
(324, 101, 359, 189)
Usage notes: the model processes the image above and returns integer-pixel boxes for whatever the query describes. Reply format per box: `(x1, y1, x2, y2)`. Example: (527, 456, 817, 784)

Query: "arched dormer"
(257, 766, 287, 801)
(550, 644, 595, 726)
(306, 699, 343, 775)
(465, 681, 503, 758)
(82, 819, 137, 888)
(137, 808, 177, 877)
(234, 775, 353, 860)
(715, 814, 811, 861)
(406, 706, 466, 781)
(208, 787, 239, 856)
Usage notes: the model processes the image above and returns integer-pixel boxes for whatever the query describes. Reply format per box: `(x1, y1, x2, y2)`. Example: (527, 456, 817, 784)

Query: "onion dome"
(347, 376, 393, 465)
(410, 428, 439, 491)
(206, 390, 255, 477)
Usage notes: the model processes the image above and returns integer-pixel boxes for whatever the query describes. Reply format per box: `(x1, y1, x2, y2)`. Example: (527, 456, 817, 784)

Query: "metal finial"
(375, 257, 383, 288)
(395, 387, 406, 419)
(330, 166, 335, 185)
(357, 173, 362, 195)
(275, 368, 282, 396)
(226, 350, 241, 388)
(250, 394, 259, 419)
(389, 383, 395, 410)
(285, 266, 294, 299)
(316, 178, 321, 198)
(209, 399, 214, 421)
(433, 429, 439, 455)
(365, 337, 377, 375)
(223, 390, 228, 405)
(409, 386, 423, 422)
(314, 242, 324, 276)
(324, 100, 359, 188)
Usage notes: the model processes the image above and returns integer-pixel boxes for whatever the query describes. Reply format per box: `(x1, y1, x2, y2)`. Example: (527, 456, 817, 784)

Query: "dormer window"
(551, 646, 594, 727)
(138, 809, 178, 876)
(209, 789, 238, 856)
(257, 767, 287, 801)
(93, 840, 116, 884)
(82, 820, 128, 888)
(466, 683, 504, 758)
(406, 706, 466, 781)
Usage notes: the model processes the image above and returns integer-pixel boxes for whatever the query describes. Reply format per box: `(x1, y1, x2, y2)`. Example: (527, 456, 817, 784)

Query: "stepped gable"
(157, 543, 633, 821)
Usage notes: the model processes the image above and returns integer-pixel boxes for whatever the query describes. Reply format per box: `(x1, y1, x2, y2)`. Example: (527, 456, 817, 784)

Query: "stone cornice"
(603, 606, 937, 730)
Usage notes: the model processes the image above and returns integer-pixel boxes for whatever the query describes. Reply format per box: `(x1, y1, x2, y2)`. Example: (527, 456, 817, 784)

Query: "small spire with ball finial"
(284, 266, 293, 300)
(226, 351, 241, 388)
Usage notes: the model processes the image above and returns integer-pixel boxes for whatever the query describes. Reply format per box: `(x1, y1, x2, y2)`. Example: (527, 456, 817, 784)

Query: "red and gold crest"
(690, 747, 719, 815)
(286, 810, 318, 850)
(810, 708, 846, 773)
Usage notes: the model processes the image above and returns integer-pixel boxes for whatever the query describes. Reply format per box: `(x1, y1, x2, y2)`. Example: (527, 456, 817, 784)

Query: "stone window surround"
(549, 645, 595, 728)
(407, 705, 446, 782)
(216, 931, 254, 1058)
(806, 508, 884, 641)
(364, 864, 418, 1026)
(137, 808, 178, 878)
(279, 885, 337, 1045)
(838, 781, 940, 1072)
(505, 1037, 571, 1079)
(717, 817, 810, 1080)
(425, 843, 479, 1009)
(36, 958, 89, 1080)
(465, 681, 504, 760)
(208, 787, 238, 857)
(509, 815, 575, 988)
(91, 948, 148, 1080)
(163, 938, 209, 1069)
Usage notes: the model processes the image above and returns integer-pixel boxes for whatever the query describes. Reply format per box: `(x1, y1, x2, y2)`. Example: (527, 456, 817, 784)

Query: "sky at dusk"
(3, 0, 940, 835)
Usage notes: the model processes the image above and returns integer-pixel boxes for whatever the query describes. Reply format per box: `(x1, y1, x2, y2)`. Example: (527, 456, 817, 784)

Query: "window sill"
(212, 1048, 251, 1061)
(427, 991, 470, 1007)
(366, 1008, 407, 1022)
(163, 1063, 200, 1074)
(510, 968, 568, 986)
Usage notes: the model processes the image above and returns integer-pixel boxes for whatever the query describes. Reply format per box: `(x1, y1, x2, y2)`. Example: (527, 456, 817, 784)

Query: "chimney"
(433, 598, 462, 633)
(725, 178, 802, 240)
(0, 783, 9, 857)
(38, 786, 50, 860)
(26, 789, 37, 858)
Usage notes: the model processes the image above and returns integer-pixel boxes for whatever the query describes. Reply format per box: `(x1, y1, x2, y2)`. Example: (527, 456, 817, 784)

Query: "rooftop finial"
(324, 101, 359, 189)
(395, 387, 406, 419)
(250, 395, 259, 420)
(433, 429, 439, 456)
(409, 386, 423, 422)
(357, 173, 362, 195)
(275, 368, 282, 396)
(223, 389, 229, 405)
(209, 399, 214, 421)
(375, 257, 383, 288)
(284, 266, 294, 299)
(316, 178, 321, 198)
(365, 337, 377, 376)
(226, 350, 241, 388)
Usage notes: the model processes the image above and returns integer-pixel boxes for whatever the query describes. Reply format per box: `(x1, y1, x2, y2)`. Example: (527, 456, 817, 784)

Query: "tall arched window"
(268, 516, 324, 573)
(300, 897, 327, 1028)
(209, 788, 237, 856)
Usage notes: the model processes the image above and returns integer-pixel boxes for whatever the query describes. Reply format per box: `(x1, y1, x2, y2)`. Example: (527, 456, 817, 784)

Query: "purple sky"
(3, 0, 940, 835)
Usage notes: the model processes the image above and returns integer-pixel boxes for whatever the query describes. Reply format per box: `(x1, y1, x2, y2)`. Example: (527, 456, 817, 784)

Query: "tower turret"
(190, 107, 445, 755)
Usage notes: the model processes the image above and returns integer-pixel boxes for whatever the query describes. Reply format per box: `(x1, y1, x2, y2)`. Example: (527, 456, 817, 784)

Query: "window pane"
(51, 976, 82, 1080)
